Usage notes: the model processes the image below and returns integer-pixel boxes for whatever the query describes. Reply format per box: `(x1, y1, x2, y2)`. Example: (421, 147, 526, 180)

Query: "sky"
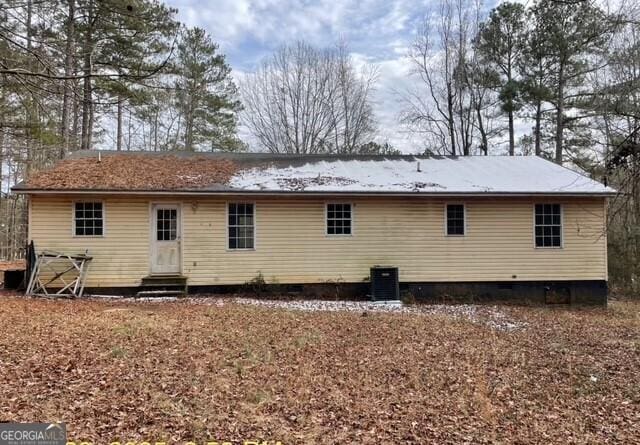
(165, 0, 502, 153)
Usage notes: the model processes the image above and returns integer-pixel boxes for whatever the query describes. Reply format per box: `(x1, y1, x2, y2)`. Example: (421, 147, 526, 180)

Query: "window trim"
(533, 203, 564, 249)
(226, 201, 256, 251)
(71, 200, 105, 238)
(154, 204, 180, 242)
(444, 202, 466, 237)
(325, 202, 354, 237)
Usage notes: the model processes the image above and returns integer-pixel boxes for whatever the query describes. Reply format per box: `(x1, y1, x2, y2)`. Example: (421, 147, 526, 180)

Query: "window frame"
(325, 202, 354, 237)
(154, 205, 180, 242)
(72, 200, 105, 238)
(226, 202, 256, 251)
(444, 202, 466, 237)
(533, 203, 564, 249)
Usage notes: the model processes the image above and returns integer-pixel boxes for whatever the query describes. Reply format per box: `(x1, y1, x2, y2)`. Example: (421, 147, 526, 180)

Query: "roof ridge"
(67, 150, 562, 161)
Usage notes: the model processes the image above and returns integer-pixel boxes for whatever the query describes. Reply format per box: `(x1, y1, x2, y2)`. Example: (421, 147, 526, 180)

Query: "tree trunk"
(508, 109, 515, 156)
(88, 89, 94, 149)
(116, 100, 123, 151)
(185, 117, 192, 151)
(554, 64, 565, 164)
(534, 100, 542, 156)
(446, 81, 456, 155)
(185, 104, 193, 151)
(153, 111, 159, 151)
(80, 0, 94, 150)
(0, 126, 4, 255)
(60, 0, 75, 159)
(127, 106, 132, 150)
(80, 67, 92, 149)
(25, 0, 33, 177)
(507, 60, 515, 156)
(0, 123, 5, 200)
(71, 50, 80, 150)
(72, 83, 80, 150)
(458, 92, 470, 156)
(476, 104, 488, 155)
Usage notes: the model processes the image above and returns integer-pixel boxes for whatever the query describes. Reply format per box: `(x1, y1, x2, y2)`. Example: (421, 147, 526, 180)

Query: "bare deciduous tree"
(401, 0, 478, 155)
(241, 41, 377, 154)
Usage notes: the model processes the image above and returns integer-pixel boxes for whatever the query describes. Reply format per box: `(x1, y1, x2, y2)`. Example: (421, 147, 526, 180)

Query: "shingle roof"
(14, 150, 615, 196)
(23, 153, 236, 191)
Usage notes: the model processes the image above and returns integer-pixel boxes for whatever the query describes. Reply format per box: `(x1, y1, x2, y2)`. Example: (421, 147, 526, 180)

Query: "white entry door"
(150, 204, 181, 275)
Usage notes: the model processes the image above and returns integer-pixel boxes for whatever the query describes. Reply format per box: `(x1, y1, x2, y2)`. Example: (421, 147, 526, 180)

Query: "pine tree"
(74, 0, 178, 151)
(475, 2, 526, 156)
(94, 0, 178, 151)
(529, 0, 612, 164)
(518, 13, 554, 158)
(174, 27, 243, 151)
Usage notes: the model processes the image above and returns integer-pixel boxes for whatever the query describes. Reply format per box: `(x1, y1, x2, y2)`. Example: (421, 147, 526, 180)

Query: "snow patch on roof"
(229, 156, 614, 194)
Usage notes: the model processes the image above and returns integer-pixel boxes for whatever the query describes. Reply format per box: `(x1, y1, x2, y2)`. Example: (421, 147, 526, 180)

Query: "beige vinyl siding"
(30, 196, 151, 287)
(29, 195, 608, 287)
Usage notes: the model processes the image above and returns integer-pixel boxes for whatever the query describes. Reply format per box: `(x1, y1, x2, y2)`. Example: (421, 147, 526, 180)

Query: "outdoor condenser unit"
(370, 266, 399, 301)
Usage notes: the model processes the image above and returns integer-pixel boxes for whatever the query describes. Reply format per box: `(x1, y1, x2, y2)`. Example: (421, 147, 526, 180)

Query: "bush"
(243, 272, 268, 295)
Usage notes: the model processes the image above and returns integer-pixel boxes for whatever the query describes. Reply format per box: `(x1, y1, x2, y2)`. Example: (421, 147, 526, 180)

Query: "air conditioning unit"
(370, 266, 399, 301)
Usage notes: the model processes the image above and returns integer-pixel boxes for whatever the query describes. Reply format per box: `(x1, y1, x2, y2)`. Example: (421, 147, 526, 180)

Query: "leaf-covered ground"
(0, 295, 638, 444)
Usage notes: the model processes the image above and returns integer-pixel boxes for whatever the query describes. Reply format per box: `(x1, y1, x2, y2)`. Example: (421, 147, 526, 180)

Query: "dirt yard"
(0, 295, 638, 444)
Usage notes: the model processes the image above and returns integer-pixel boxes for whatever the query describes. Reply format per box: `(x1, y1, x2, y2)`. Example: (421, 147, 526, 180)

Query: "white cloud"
(168, 0, 425, 59)
(351, 51, 424, 153)
(369, 55, 425, 153)
(166, 0, 498, 152)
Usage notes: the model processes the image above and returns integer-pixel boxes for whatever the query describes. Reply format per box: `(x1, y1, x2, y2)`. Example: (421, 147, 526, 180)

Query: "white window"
(156, 208, 177, 241)
(446, 204, 465, 236)
(74, 202, 103, 236)
(228, 203, 254, 249)
(535, 204, 562, 248)
(326, 203, 352, 235)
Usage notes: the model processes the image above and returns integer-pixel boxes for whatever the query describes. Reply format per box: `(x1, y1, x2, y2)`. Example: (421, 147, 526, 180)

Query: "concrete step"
(138, 275, 188, 297)
(141, 275, 188, 286)
(139, 282, 186, 289)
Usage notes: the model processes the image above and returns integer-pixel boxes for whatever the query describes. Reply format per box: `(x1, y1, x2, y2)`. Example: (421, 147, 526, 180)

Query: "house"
(13, 150, 615, 304)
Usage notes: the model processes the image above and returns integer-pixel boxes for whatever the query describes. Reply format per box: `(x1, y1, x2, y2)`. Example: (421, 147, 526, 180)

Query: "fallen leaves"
(25, 155, 237, 190)
(0, 295, 638, 444)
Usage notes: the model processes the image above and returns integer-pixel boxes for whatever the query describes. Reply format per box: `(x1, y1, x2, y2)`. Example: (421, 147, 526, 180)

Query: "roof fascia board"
(13, 189, 617, 198)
